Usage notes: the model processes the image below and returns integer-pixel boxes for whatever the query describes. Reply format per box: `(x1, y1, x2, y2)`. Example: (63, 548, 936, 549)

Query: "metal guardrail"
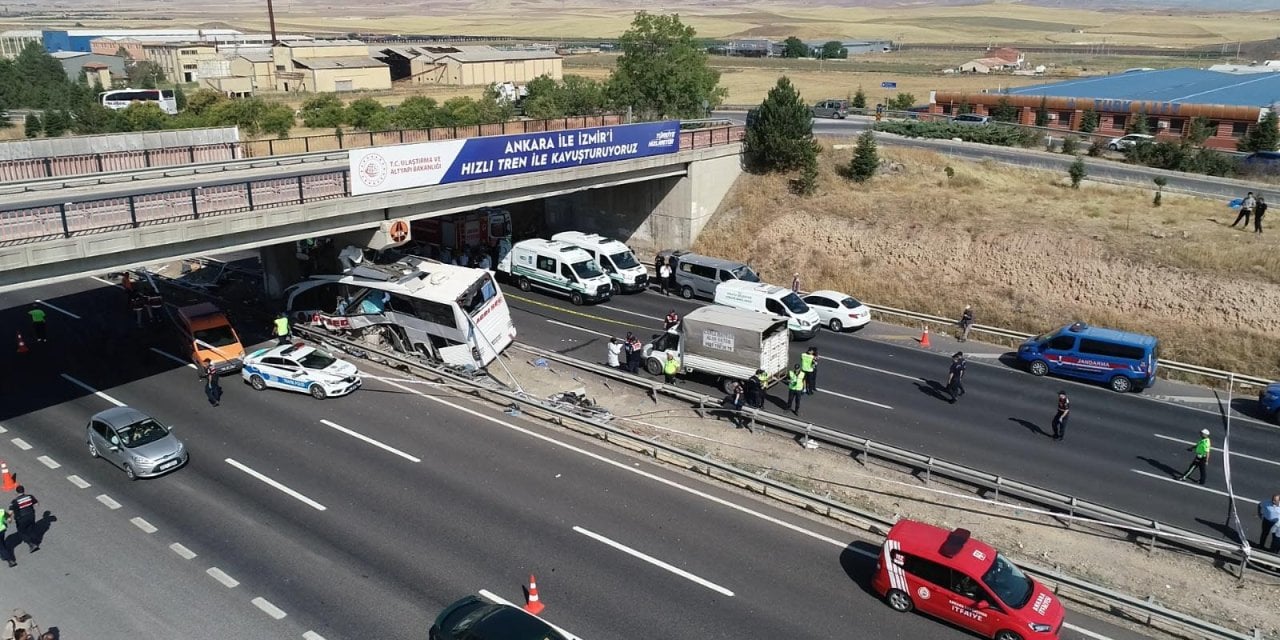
(0, 114, 632, 184)
(865, 302, 1275, 389)
(282, 321, 1258, 640)
(0, 124, 744, 247)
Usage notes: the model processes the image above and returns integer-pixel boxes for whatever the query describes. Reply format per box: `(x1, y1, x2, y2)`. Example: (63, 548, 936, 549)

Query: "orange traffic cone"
(523, 574, 545, 615)
(1, 462, 16, 492)
(919, 326, 931, 349)
(15, 331, 27, 354)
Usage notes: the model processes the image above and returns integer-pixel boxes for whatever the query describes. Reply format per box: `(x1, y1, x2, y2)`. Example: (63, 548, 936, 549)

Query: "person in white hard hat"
(1178, 428, 1212, 486)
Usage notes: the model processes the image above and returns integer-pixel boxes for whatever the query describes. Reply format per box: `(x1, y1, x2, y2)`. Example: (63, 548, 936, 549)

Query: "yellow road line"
(506, 293, 641, 329)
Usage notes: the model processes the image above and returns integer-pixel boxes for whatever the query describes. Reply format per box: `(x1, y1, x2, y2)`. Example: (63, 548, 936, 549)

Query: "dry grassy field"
(696, 143, 1280, 379)
(46, 2, 1280, 47)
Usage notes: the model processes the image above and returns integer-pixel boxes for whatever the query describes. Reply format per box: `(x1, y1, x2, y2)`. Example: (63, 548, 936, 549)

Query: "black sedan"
(429, 596, 568, 640)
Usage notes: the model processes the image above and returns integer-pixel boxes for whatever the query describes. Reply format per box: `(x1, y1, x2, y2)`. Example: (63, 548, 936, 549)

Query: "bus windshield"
(460, 274, 499, 317)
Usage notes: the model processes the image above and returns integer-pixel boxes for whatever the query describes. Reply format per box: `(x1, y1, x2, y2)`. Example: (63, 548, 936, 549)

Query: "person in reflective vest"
(664, 310, 680, 333)
(1179, 429, 1211, 485)
(786, 364, 805, 415)
(800, 347, 818, 395)
(663, 353, 680, 384)
(274, 313, 291, 345)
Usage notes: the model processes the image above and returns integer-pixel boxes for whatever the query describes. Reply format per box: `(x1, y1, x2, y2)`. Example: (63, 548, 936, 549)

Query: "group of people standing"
(1231, 191, 1269, 233)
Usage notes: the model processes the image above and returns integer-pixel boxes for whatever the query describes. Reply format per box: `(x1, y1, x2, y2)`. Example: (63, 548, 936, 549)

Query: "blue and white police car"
(241, 342, 362, 399)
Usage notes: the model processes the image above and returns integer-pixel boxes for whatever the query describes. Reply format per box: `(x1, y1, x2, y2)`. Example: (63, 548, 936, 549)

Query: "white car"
(241, 342, 361, 399)
(1107, 133, 1153, 151)
(802, 290, 872, 332)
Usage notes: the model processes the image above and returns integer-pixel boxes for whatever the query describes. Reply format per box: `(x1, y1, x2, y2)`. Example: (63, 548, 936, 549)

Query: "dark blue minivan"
(1016, 322, 1158, 393)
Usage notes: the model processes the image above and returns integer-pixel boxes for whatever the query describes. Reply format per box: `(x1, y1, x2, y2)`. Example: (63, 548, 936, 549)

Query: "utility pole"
(266, 0, 279, 45)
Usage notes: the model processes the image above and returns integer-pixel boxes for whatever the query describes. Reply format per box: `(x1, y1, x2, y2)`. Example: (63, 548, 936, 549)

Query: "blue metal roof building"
(1001, 68, 1280, 109)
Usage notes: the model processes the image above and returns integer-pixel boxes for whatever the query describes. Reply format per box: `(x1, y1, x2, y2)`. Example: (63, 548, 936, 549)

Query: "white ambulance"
(551, 231, 649, 293)
(713, 279, 822, 340)
(497, 238, 613, 305)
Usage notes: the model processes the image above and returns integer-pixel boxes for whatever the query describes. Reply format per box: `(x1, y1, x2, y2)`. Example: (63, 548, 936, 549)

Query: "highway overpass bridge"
(0, 122, 743, 294)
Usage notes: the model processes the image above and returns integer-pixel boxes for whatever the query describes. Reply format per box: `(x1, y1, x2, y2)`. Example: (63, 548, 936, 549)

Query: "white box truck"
(643, 305, 791, 393)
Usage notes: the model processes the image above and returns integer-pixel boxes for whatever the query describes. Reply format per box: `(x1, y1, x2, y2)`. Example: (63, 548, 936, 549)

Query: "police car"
(241, 342, 361, 399)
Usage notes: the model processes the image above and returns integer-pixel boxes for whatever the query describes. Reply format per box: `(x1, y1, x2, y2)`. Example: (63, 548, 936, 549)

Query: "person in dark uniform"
(1051, 390, 1070, 441)
(202, 358, 222, 406)
(666, 255, 679, 295)
(727, 380, 746, 428)
(1254, 195, 1268, 234)
(7, 485, 39, 554)
(664, 310, 680, 332)
(946, 352, 967, 403)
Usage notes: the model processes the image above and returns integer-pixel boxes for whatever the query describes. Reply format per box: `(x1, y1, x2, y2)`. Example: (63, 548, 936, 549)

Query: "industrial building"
(0, 30, 41, 58)
(142, 42, 226, 84)
(49, 51, 127, 84)
(373, 45, 562, 85)
(272, 40, 391, 92)
(42, 29, 243, 53)
(930, 67, 1280, 151)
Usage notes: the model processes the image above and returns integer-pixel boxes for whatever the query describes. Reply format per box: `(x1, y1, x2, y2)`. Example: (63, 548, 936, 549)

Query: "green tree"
(206, 98, 268, 136)
(42, 109, 69, 136)
(71, 103, 114, 134)
(299, 94, 347, 128)
(1186, 116, 1214, 146)
(850, 86, 866, 110)
(795, 148, 819, 196)
(1153, 176, 1167, 207)
(1034, 96, 1049, 127)
(887, 93, 916, 111)
(23, 113, 41, 137)
(1239, 110, 1279, 152)
(1060, 135, 1079, 155)
(392, 96, 444, 129)
(560, 75, 607, 116)
(607, 12, 727, 120)
(346, 97, 390, 130)
(480, 85, 517, 122)
(847, 129, 879, 182)
(1068, 156, 1086, 188)
(128, 60, 166, 89)
(184, 89, 227, 117)
(1128, 111, 1150, 134)
(259, 103, 296, 138)
(990, 96, 1018, 123)
(744, 76, 818, 173)
(118, 102, 167, 131)
(522, 75, 564, 118)
(173, 85, 188, 112)
(1079, 108, 1099, 133)
(819, 41, 846, 59)
(782, 36, 808, 58)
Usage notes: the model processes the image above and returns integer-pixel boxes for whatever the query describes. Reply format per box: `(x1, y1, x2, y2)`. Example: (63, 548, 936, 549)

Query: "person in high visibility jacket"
(754, 369, 770, 408)
(274, 312, 291, 345)
(786, 364, 805, 415)
(1179, 428, 1211, 485)
(663, 353, 680, 384)
(800, 347, 818, 395)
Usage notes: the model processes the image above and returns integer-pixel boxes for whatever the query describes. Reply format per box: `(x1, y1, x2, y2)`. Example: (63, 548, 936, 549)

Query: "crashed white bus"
(284, 256, 516, 369)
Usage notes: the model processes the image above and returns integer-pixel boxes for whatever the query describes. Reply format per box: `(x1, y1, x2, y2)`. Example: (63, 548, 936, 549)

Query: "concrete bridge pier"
(261, 242, 303, 301)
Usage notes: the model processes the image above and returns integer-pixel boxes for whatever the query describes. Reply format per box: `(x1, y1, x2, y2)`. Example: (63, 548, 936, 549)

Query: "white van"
(714, 280, 821, 340)
(551, 231, 649, 293)
(497, 238, 613, 305)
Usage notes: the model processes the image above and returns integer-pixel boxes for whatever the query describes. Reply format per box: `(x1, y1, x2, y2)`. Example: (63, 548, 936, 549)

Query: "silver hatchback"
(86, 407, 188, 480)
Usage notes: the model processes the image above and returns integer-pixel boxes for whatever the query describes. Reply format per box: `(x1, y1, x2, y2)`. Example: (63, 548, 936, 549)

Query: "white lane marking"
(1153, 433, 1280, 468)
(251, 597, 288, 619)
(1064, 622, 1116, 640)
(817, 388, 893, 410)
(150, 347, 197, 369)
(0, 425, 6, 434)
(130, 517, 157, 533)
(546, 318, 611, 338)
(36, 299, 81, 320)
(319, 419, 421, 463)
(574, 525, 735, 597)
(96, 494, 121, 510)
(10, 438, 31, 451)
(169, 542, 197, 560)
(1130, 469, 1256, 504)
(303, 632, 327, 640)
(375, 377, 848, 548)
(598, 304, 661, 321)
(36, 455, 60, 469)
(961, 352, 1004, 359)
(224, 458, 327, 511)
(478, 590, 585, 640)
(206, 567, 240, 588)
(67, 475, 90, 489)
(821, 355, 923, 382)
(1152, 395, 1225, 404)
(60, 373, 126, 407)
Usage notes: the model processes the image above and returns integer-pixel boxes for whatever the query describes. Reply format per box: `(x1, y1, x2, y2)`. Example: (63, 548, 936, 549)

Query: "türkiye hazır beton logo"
(358, 152, 389, 188)
(648, 130, 677, 148)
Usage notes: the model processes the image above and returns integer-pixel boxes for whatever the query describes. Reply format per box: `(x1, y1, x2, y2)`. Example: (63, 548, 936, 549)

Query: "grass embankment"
(696, 143, 1280, 379)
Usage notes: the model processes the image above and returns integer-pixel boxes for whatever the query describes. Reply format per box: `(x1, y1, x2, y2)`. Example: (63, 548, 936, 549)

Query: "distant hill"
(1025, 0, 1279, 9)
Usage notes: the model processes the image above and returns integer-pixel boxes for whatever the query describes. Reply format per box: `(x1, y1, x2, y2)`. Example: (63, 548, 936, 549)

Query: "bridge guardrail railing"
(513, 342, 1280, 580)
(281, 321, 1260, 640)
(0, 124, 744, 247)
(0, 114, 631, 184)
(865, 301, 1275, 389)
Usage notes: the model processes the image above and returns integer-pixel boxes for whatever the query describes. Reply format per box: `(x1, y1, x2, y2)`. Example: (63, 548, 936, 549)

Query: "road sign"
(881, 81, 897, 89)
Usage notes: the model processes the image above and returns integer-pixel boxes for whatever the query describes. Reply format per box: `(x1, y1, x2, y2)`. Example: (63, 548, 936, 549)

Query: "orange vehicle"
(176, 303, 245, 374)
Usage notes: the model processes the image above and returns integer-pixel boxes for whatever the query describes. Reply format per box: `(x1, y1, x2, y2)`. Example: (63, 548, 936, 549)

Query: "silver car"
(86, 407, 188, 480)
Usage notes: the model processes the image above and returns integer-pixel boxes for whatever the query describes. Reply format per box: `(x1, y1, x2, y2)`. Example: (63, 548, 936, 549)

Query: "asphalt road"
(712, 111, 1278, 202)
(0, 277, 1147, 640)
(501, 283, 1279, 544)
